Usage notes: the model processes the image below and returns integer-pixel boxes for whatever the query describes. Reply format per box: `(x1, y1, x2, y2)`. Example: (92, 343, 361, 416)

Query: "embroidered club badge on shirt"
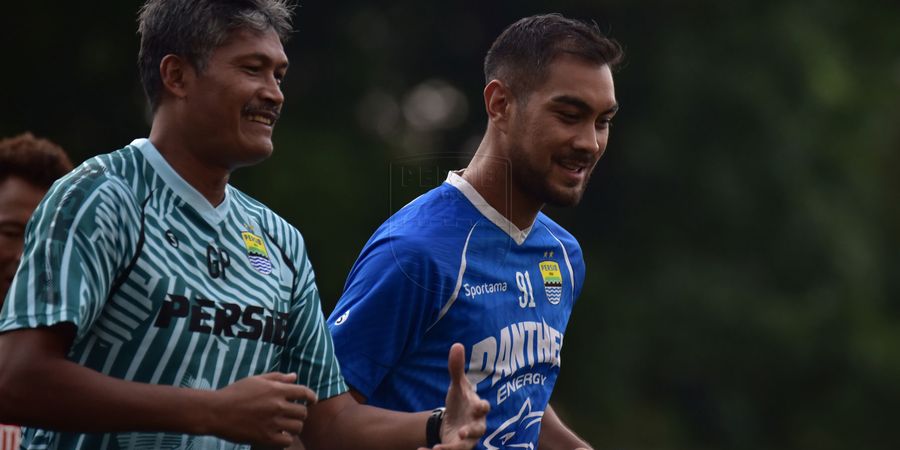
(539, 260, 562, 305)
(242, 231, 273, 275)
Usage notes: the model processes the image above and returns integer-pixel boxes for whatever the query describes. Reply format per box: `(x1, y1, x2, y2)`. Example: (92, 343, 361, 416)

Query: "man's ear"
(484, 79, 514, 133)
(159, 54, 194, 100)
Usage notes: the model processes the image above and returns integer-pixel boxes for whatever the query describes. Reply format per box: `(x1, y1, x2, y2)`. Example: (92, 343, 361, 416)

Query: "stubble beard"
(508, 141, 592, 209)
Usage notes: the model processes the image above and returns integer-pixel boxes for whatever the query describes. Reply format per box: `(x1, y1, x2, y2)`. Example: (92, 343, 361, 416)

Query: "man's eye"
(596, 118, 612, 130)
(0, 227, 24, 239)
(244, 66, 261, 74)
(558, 112, 579, 122)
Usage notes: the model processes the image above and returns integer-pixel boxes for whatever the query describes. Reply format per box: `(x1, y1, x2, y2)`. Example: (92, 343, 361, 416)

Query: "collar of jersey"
(132, 138, 231, 225)
(446, 171, 532, 245)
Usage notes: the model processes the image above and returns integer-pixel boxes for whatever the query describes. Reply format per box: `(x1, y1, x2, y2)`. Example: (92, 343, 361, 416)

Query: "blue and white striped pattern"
(248, 254, 273, 275)
(545, 286, 562, 305)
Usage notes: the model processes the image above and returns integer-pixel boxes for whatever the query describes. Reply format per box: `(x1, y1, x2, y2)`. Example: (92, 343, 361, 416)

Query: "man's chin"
(549, 189, 588, 207)
(233, 142, 275, 168)
(543, 182, 587, 207)
(546, 195, 582, 208)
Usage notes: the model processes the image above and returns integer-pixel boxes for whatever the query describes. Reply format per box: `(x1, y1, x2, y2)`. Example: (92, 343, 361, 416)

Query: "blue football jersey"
(328, 172, 585, 449)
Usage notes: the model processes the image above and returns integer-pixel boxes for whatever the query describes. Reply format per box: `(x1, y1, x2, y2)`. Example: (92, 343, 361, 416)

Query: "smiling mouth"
(245, 113, 276, 126)
(557, 160, 588, 174)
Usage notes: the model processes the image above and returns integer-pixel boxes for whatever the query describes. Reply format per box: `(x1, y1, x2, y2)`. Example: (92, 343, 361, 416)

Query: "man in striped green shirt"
(0, 1, 488, 449)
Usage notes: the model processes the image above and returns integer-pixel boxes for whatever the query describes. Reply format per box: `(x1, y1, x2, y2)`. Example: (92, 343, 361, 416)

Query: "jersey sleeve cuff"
(0, 310, 83, 335)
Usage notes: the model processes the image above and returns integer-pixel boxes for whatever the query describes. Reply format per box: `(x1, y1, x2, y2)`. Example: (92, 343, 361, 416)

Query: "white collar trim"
(446, 170, 532, 245)
(132, 138, 230, 224)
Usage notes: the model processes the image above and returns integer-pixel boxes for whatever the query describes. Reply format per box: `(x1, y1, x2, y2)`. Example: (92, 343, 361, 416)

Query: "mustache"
(242, 102, 282, 120)
(561, 154, 596, 166)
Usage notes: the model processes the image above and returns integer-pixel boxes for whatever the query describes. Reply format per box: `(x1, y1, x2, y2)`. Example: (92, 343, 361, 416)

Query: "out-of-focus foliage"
(2, 0, 898, 448)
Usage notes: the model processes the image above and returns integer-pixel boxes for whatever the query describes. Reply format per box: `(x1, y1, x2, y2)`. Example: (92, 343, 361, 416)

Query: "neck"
(149, 114, 229, 206)
(462, 134, 543, 230)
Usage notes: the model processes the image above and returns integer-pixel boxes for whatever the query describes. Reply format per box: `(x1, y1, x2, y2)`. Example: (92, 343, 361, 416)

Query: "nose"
(261, 74, 285, 106)
(573, 123, 602, 156)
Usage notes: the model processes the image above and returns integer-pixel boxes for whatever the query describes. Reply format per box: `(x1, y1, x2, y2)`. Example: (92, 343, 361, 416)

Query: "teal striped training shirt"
(0, 138, 347, 449)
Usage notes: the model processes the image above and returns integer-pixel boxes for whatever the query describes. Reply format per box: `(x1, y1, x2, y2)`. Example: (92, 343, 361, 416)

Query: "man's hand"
(210, 372, 318, 447)
(424, 343, 490, 450)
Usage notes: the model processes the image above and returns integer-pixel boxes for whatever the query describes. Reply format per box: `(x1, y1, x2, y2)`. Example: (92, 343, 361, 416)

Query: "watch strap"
(426, 406, 446, 447)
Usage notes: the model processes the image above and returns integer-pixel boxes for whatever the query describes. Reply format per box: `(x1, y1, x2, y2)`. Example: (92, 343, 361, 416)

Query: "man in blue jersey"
(328, 14, 623, 450)
(0, 1, 487, 449)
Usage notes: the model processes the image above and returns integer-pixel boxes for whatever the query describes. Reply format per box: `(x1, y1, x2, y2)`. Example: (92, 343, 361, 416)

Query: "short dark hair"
(484, 14, 624, 101)
(0, 132, 74, 189)
(137, 0, 295, 111)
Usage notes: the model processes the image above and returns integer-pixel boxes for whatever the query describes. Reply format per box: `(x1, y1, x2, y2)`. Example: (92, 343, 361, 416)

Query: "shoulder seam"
(425, 221, 480, 333)
(105, 191, 153, 304)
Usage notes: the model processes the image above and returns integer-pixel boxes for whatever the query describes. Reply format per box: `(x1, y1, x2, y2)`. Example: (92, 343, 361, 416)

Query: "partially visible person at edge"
(0, 1, 488, 449)
(0, 132, 73, 450)
(327, 13, 623, 450)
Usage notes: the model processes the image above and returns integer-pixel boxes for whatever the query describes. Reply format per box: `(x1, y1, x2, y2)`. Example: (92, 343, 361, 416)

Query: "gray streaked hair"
(138, 0, 294, 111)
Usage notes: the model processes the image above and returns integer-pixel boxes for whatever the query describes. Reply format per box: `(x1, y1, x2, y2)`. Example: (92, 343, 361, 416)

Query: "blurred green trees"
(2, 0, 898, 448)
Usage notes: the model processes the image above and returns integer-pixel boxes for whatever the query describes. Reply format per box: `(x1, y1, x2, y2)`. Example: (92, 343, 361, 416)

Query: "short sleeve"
(0, 167, 141, 342)
(281, 238, 348, 400)
(327, 232, 448, 398)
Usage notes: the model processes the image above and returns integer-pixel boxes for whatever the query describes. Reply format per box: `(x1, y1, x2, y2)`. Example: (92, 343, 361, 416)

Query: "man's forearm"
(0, 328, 216, 435)
(0, 326, 312, 448)
(302, 392, 431, 450)
(538, 404, 592, 450)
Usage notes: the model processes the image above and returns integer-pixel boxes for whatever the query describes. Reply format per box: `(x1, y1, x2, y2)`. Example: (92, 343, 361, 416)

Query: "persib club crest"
(242, 231, 273, 275)
(539, 260, 563, 305)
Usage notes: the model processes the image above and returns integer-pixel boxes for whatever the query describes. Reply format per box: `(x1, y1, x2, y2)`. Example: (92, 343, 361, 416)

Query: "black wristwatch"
(426, 406, 446, 447)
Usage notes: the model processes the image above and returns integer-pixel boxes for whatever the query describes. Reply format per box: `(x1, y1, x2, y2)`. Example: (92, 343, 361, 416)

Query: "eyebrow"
(0, 220, 26, 228)
(551, 95, 619, 115)
(235, 52, 290, 70)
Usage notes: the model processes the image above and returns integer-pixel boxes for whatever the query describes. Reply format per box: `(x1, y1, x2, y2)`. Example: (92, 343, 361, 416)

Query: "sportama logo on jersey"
(539, 261, 562, 305)
(242, 231, 273, 275)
